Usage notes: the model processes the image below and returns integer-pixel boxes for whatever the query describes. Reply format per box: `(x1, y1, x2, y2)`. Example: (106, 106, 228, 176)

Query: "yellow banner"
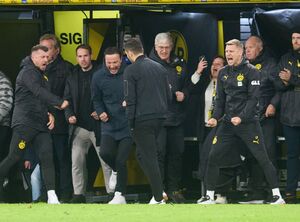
(0, 0, 298, 5)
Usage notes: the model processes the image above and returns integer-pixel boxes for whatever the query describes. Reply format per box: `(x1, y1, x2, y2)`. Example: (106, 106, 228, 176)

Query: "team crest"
(212, 136, 217, 145)
(255, 64, 262, 70)
(18, 140, 26, 149)
(237, 73, 244, 82)
(176, 65, 182, 74)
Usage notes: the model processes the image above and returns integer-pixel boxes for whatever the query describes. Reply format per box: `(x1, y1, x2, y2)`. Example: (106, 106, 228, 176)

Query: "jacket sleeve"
(238, 68, 260, 121)
(275, 55, 292, 91)
(289, 72, 300, 86)
(124, 67, 136, 123)
(91, 73, 106, 115)
(63, 76, 75, 120)
(212, 73, 225, 120)
(268, 62, 282, 109)
(22, 69, 63, 107)
(0, 74, 13, 122)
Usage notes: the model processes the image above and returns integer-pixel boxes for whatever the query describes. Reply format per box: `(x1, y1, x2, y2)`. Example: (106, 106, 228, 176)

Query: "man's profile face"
(105, 53, 122, 75)
(225, 44, 243, 66)
(31, 49, 49, 71)
(76, 48, 92, 70)
(155, 40, 172, 62)
(245, 38, 262, 61)
(292, 33, 300, 52)
(40, 39, 59, 62)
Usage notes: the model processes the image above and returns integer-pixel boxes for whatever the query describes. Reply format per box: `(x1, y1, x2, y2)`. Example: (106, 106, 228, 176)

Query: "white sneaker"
(47, 190, 60, 204)
(108, 171, 117, 192)
(149, 192, 168, 204)
(215, 194, 228, 204)
(270, 195, 286, 205)
(197, 195, 216, 204)
(108, 192, 126, 204)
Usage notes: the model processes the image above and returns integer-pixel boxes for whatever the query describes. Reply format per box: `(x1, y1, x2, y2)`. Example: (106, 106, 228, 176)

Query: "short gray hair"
(154, 32, 173, 48)
(226, 39, 244, 50)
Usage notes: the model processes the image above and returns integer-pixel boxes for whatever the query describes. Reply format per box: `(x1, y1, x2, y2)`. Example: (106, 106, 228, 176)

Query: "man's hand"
(195, 58, 208, 75)
(279, 68, 292, 85)
(231, 117, 241, 126)
(175, 91, 185, 102)
(68, 116, 77, 124)
(91, 111, 99, 121)
(24, 161, 31, 170)
(265, 104, 276, 117)
(60, 100, 69, 110)
(47, 112, 55, 130)
(99, 112, 109, 122)
(207, 118, 217, 127)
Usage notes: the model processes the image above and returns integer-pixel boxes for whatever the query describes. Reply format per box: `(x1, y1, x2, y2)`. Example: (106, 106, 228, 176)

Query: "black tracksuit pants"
(100, 135, 132, 194)
(133, 119, 164, 202)
(0, 125, 55, 191)
(247, 118, 278, 193)
(206, 121, 279, 190)
(157, 125, 184, 192)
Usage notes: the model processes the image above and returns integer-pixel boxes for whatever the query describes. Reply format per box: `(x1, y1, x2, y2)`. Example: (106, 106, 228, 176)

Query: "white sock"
(47, 190, 56, 196)
(272, 188, 281, 197)
(206, 190, 215, 200)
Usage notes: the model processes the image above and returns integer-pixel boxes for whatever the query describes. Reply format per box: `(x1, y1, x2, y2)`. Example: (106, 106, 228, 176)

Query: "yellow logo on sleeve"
(237, 73, 244, 81)
(18, 140, 26, 150)
(212, 136, 218, 145)
(43, 75, 49, 81)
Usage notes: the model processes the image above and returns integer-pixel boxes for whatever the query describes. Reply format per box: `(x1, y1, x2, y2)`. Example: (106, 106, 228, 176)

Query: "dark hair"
(123, 38, 144, 55)
(31, 44, 49, 53)
(76, 44, 92, 55)
(212, 55, 226, 66)
(104, 47, 122, 58)
(39, 33, 61, 50)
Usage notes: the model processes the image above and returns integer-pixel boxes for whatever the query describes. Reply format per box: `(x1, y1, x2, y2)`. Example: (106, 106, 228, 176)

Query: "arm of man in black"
(124, 67, 137, 129)
(63, 76, 76, 121)
(211, 71, 226, 122)
(22, 68, 64, 107)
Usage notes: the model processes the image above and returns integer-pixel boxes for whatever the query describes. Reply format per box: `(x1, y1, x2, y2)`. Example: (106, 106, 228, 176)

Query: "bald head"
(245, 36, 263, 61)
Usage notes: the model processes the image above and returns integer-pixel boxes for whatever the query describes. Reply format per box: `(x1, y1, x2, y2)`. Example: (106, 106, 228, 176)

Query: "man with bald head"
(277, 30, 300, 203)
(198, 39, 284, 204)
(0, 45, 69, 204)
(238, 36, 280, 204)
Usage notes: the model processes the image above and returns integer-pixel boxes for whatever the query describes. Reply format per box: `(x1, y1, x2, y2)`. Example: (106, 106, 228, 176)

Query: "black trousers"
(206, 121, 279, 190)
(100, 135, 132, 194)
(133, 119, 164, 201)
(0, 125, 55, 191)
(247, 118, 278, 193)
(157, 125, 184, 192)
(51, 134, 72, 198)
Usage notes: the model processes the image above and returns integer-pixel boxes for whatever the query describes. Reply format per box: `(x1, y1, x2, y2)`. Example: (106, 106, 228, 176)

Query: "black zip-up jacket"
(277, 51, 300, 127)
(45, 54, 73, 134)
(212, 59, 260, 123)
(124, 55, 170, 126)
(12, 56, 63, 131)
(149, 49, 189, 126)
(91, 63, 130, 140)
(64, 62, 101, 144)
(249, 51, 281, 119)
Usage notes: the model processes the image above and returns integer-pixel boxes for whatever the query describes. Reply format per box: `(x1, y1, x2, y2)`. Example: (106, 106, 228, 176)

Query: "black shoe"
(284, 193, 297, 204)
(60, 192, 72, 203)
(168, 191, 186, 203)
(238, 192, 265, 204)
(270, 195, 285, 204)
(69, 194, 86, 203)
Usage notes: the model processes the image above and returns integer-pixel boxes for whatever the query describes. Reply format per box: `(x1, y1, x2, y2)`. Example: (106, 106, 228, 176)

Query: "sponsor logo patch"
(251, 80, 260, 86)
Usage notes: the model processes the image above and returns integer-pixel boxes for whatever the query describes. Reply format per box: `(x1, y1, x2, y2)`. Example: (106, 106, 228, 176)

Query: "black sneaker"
(238, 193, 265, 204)
(284, 193, 297, 204)
(168, 191, 186, 203)
(270, 195, 285, 205)
(197, 195, 216, 204)
(69, 194, 86, 203)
